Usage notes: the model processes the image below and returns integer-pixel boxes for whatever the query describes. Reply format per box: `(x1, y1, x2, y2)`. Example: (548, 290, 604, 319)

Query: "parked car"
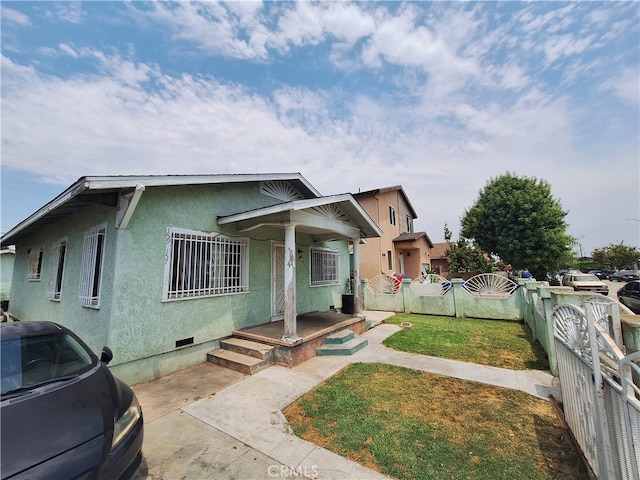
(617, 280, 640, 314)
(609, 270, 640, 282)
(588, 269, 612, 280)
(561, 273, 609, 295)
(1, 321, 143, 479)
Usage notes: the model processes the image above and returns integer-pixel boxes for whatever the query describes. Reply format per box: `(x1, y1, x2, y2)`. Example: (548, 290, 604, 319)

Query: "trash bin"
(342, 294, 354, 314)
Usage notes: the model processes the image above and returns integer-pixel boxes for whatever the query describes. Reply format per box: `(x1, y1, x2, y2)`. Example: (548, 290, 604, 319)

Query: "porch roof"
(218, 194, 383, 241)
(393, 231, 434, 248)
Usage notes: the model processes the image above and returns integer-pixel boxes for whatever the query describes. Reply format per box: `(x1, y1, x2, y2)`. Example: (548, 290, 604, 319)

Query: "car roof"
(0, 321, 66, 340)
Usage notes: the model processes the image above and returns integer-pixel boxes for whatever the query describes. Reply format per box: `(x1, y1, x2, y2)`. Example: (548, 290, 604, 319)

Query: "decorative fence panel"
(363, 274, 521, 320)
(553, 301, 640, 480)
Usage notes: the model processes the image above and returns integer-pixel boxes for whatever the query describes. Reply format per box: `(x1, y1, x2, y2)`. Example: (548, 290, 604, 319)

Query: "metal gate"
(553, 301, 640, 479)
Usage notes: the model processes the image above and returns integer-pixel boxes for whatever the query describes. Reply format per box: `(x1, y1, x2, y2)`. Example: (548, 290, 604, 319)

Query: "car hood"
(1, 365, 114, 478)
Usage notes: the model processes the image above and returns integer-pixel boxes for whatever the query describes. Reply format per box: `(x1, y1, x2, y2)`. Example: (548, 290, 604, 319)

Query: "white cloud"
(540, 33, 597, 65)
(51, 1, 86, 24)
(1, 6, 31, 26)
(598, 67, 640, 106)
(1, 2, 638, 248)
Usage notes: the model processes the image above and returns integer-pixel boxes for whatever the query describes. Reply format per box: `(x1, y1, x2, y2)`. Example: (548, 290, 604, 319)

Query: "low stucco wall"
(363, 278, 640, 377)
(363, 278, 522, 321)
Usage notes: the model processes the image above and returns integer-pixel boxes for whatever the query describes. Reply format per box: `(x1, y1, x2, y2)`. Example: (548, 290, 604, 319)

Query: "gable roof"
(392, 231, 434, 248)
(218, 193, 383, 240)
(353, 185, 418, 219)
(0, 173, 320, 247)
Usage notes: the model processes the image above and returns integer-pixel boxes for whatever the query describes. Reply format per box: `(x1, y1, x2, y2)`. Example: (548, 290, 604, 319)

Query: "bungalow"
(0, 174, 382, 384)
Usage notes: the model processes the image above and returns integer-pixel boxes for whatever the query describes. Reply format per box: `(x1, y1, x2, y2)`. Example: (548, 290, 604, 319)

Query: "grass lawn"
(382, 313, 550, 370)
(284, 363, 588, 480)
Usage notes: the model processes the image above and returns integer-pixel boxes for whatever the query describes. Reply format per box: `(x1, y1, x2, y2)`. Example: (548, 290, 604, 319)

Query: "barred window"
(28, 246, 44, 280)
(163, 228, 249, 300)
(79, 224, 106, 308)
(310, 247, 340, 286)
(48, 238, 67, 301)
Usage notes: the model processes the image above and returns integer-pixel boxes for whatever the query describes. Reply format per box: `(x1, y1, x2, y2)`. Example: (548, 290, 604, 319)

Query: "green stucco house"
(0, 174, 382, 384)
(1, 247, 15, 308)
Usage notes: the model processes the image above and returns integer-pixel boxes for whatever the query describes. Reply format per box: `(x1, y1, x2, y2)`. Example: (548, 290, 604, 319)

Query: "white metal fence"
(553, 301, 640, 479)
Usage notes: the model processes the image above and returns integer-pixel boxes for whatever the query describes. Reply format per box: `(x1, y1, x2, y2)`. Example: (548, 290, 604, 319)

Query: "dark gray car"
(1, 321, 143, 479)
(617, 280, 640, 314)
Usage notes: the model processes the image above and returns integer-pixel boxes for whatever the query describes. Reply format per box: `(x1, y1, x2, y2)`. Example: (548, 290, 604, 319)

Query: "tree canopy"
(443, 224, 493, 274)
(591, 242, 640, 270)
(460, 172, 574, 280)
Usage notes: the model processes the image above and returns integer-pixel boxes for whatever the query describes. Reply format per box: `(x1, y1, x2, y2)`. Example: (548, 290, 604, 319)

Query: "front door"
(271, 243, 285, 321)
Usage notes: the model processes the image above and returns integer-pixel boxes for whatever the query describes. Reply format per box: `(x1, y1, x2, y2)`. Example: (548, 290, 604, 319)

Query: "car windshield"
(1, 332, 95, 396)
(575, 275, 600, 282)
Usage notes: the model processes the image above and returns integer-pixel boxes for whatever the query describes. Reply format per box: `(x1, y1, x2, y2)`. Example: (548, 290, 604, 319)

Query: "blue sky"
(2, 1, 639, 256)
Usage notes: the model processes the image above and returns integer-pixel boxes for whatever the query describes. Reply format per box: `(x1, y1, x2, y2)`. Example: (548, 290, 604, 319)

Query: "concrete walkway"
(133, 312, 561, 479)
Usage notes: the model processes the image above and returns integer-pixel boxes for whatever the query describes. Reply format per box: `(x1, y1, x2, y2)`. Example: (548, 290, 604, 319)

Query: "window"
(310, 248, 340, 286)
(79, 224, 106, 308)
(28, 246, 44, 280)
(387, 250, 393, 271)
(48, 238, 67, 301)
(164, 228, 249, 300)
(389, 206, 396, 226)
(407, 215, 414, 233)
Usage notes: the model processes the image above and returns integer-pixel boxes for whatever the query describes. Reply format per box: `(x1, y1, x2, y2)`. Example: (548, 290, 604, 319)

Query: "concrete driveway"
(131, 362, 292, 480)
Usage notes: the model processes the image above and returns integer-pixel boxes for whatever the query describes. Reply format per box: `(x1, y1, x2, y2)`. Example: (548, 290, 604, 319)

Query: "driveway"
(131, 362, 292, 479)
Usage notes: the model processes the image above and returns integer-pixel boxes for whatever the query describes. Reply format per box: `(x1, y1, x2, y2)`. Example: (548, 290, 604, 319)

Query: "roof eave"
(1, 177, 90, 246)
(0, 173, 321, 247)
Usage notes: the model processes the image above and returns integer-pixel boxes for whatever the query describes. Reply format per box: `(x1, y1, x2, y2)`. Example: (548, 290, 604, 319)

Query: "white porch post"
(282, 223, 300, 342)
(352, 239, 363, 316)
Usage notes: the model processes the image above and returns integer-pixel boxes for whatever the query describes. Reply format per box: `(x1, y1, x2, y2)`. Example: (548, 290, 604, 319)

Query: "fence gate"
(553, 301, 640, 479)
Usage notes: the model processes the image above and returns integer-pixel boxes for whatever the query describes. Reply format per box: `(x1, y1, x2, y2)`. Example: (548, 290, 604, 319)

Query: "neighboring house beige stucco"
(353, 186, 433, 280)
(429, 242, 451, 277)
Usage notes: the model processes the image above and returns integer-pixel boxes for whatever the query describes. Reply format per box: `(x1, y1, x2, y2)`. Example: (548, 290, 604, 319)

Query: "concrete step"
(207, 349, 272, 375)
(221, 337, 275, 362)
(325, 329, 355, 344)
(317, 335, 368, 356)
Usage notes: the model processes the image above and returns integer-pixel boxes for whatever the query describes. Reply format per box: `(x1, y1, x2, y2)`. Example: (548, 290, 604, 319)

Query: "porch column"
(352, 239, 363, 316)
(282, 223, 300, 342)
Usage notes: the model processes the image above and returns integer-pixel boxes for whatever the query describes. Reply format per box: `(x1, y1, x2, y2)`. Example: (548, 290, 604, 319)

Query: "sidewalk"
(133, 312, 561, 479)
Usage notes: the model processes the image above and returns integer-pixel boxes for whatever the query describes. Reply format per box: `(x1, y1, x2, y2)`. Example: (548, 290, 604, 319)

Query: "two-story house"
(353, 185, 433, 280)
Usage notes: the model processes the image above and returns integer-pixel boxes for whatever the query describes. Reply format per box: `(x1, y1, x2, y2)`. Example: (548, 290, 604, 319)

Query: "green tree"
(443, 224, 493, 274)
(460, 172, 574, 281)
(591, 242, 640, 270)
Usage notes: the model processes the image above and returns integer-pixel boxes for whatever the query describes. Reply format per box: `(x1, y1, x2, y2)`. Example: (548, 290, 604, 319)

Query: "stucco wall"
(363, 278, 521, 321)
(363, 278, 640, 377)
(8, 203, 117, 352)
(0, 251, 15, 303)
(355, 190, 406, 279)
(7, 182, 353, 383)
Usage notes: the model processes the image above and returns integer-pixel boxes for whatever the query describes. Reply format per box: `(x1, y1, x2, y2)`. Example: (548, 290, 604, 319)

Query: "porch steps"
(207, 338, 275, 375)
(316, 329, 368, 356)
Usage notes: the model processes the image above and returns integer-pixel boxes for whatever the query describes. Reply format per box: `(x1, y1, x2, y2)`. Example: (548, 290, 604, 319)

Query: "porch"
(209, 312, 370, 372)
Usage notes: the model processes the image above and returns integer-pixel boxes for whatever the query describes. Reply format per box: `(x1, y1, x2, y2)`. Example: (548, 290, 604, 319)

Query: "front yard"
(283, 314, 588, 480)
(383, 313, 549, 370)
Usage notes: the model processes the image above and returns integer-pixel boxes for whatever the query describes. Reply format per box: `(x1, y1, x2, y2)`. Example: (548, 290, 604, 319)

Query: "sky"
(1, 1, 639, 256)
